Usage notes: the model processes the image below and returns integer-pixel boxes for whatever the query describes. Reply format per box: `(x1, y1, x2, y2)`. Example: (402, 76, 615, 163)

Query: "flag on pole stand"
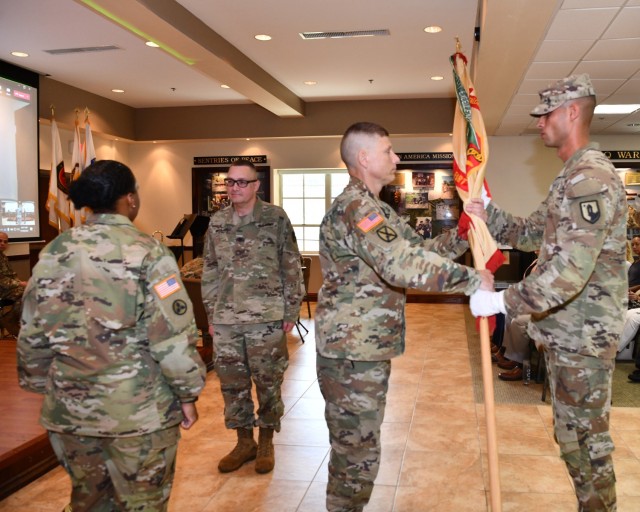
(46, 112, 72, 232)
(71, 109, 96, 226)
(70, 113, 84, 226)
(450, 41, 504, 512)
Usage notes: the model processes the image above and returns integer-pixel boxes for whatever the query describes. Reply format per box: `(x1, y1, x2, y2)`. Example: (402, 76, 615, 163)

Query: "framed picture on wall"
(191, 165, 271, 215)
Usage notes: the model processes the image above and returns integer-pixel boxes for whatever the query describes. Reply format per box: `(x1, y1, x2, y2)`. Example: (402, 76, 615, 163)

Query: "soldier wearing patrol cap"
(315, 122, 494, 512)
(470, 74, 625, 511)
(17, 160, 206, 512)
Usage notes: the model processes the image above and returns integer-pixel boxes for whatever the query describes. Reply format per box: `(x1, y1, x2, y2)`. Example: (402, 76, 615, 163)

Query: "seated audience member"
(625, 290, 640, 383)
(628, 235, 640, 291)
(180, 256, 204, 280)
(494, 315, 537, 381)
(0, 231, 27, 336)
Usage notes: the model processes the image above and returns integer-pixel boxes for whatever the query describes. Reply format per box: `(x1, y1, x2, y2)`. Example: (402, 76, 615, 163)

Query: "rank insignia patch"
(580, 200, 600, 224)
(357, 212, 384, 233)
(376, 225, 397, 242)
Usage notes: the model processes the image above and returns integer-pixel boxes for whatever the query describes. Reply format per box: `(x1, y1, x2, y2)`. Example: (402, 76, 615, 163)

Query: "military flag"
(450, 42, 503, 512)
(450, 47, 504, 273)
(46, 117, 72, 231)
(83, 112, 96, 169)
(70, 115, 84, 226)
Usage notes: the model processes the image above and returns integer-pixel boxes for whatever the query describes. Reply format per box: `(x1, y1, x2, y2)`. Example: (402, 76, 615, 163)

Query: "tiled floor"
(3, 303, 640, 511)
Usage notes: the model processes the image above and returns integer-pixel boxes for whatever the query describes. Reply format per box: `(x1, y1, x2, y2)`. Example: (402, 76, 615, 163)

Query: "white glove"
(469, 290, 506, 317)
(481, 182, 491, 208)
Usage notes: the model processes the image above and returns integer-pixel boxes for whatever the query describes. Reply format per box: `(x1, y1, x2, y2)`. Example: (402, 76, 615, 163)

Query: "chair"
(301, 257, 312, 318)
(182, 278, 214, 371)
(295, 257, 312, 341)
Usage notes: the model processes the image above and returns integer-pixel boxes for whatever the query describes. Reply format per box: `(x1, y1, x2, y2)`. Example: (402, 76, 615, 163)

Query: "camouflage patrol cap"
(530, 74, 596, 117)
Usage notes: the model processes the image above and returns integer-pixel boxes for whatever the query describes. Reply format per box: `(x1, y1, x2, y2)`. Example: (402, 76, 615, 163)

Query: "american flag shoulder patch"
(154, 274, 181, 299)
(357, 212, 384, 233)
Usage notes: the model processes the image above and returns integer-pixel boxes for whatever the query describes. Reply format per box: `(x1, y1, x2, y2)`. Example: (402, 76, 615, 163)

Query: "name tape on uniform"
(154, 274, 182, 299)
(357, 212, 384, 233)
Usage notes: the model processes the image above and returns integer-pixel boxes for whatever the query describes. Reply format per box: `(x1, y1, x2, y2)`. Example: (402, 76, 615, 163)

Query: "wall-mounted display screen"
(0, 60, 39, 241)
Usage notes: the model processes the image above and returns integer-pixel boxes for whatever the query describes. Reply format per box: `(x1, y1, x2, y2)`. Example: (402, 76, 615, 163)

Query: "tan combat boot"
(218, 427, 257, 473)
(255, 427, 275, 474)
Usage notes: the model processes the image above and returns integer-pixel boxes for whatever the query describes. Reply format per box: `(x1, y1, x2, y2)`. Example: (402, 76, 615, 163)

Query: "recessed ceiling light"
(220, 84, 230, 89)
(304, 81, 317, 86)
(254, 34, 272, 41)
(111, 89, 125, 93)
(424, 26, 442, 34)
(11, 51, 29, 58)
(594, 104, 640, 115)
(145, 41, 160, 48)
(430, 76, 444, 81)
(628, 123, 640, 127)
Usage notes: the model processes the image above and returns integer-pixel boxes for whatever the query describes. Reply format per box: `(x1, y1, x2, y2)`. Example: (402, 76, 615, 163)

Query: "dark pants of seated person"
(503, 314, 532, 364)
(0, 287, 24, 336)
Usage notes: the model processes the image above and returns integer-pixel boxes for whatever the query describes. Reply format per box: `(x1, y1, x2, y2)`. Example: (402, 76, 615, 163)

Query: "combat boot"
(218, 427, 257, 473)
(255, 427, 275, 474)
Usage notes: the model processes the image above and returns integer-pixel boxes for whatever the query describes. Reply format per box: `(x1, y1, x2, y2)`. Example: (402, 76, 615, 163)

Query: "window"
(279, 169, 349, 252)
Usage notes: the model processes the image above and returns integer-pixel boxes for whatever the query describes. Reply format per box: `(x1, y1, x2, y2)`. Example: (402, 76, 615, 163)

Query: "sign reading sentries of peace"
(194, 155, 268, 165)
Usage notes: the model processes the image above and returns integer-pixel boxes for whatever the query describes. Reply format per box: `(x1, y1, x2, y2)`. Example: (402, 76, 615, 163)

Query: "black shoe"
(629, 372, 640, 382)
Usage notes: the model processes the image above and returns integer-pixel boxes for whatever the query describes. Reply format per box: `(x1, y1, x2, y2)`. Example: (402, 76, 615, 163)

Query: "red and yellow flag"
(450, 48, 504, 273)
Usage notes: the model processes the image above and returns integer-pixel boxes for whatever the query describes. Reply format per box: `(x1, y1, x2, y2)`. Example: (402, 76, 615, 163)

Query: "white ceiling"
(0, 0, 639, 136)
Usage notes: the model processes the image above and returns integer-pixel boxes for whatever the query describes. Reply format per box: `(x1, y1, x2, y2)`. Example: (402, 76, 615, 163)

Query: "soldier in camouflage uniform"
(17, 161, 206, 512)
(0, 231, 27, 336)
(470, 75, 625, 511)
(201, 159, 303, 474)
(315, 122, 494, 512)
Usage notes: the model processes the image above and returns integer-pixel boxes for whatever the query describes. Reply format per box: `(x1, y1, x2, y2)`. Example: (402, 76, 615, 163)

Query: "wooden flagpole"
(468, 216, 502, 512)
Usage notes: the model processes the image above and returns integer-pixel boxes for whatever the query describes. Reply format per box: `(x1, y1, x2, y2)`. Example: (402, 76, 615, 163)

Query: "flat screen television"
(0, 59, 40, 241)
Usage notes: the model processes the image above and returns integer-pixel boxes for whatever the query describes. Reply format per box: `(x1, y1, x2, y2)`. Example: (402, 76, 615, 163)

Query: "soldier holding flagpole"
(470, 74, 625, 511)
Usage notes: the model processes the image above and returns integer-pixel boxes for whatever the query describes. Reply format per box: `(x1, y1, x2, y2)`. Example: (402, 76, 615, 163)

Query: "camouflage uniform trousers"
(0, 285, 24, 336)
(48, 426, 180, 512)
(316, 354, 391, 512)
(545, 350, 617, 512)
(214, 321, 289, 431)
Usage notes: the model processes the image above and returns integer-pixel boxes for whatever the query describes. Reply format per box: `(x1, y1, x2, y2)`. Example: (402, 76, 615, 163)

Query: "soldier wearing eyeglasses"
(201, 159, 303, 474)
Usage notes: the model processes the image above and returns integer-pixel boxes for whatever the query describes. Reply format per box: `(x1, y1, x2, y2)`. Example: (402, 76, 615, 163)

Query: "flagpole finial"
(84, 107, 90, 122)
(50, 104, 55, 118)
(455, 37, 462, 53)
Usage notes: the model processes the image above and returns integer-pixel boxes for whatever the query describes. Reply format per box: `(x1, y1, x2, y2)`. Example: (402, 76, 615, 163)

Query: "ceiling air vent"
(300, 29, 389, 40)
(44, 45, 121, 55)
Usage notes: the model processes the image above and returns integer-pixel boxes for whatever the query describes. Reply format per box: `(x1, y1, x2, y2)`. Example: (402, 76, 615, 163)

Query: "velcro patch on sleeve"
(154, 274, 182, 299)
(357, 212, 384, 233)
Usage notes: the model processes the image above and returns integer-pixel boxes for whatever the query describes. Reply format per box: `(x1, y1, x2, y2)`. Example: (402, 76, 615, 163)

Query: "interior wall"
(31, 128, 640, 292)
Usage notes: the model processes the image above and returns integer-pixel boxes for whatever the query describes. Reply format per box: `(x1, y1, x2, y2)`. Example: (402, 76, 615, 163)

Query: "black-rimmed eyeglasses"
(223, 178, 258, 188)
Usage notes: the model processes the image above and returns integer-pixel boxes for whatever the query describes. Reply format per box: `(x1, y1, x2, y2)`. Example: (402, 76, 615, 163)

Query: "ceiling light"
(430, 76, 444, 81)
(111, 88, 125, 93)
(594, 104, 640, 115)
(254, 34, 272, 41)
(424, 26, 442, 34)
(628, 123, 640, 127)
(11, 51, 29, 57)
(145, 41, 159, 48)
(220, 84, 230, 89)
(304, 81, 317, 86)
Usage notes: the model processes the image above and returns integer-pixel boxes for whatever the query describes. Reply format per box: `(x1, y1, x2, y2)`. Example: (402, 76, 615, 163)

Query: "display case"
(380, 163, 460, 240)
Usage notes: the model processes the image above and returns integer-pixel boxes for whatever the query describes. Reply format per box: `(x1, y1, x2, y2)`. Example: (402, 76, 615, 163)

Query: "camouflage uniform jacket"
(486, 143, 627, 363)
(17, 213, 206, 437)
(315, 177, 482, 361)
(0, 251, 23, 300)
(201, 198, 303, 325)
